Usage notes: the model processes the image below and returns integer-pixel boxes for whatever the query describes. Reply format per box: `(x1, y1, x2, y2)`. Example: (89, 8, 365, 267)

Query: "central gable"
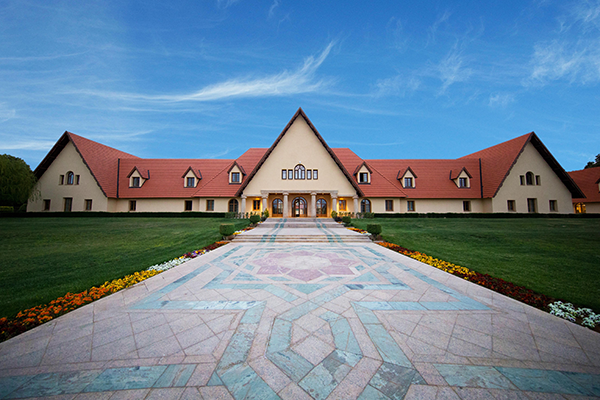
(239, 108, 362, 197)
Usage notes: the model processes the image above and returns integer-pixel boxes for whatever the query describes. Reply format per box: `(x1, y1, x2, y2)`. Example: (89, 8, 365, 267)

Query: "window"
(64, 197, 72, 212)
(253, 199, 261, 211)
(526, 172, 534, 185)
(131, 177, 140, 188)
(129, 200, 137, 211)
(407, 200, 415, 212)
(59, 175, 64, 185)
(549, 200, 557, 212)
(75, 175, 80, 185)
(507, 200, 516, 212)
(520, 175, 525, 185)
(316, 198, 327, 216)
(272, 198, 283, 215)
(359, 172, 369, 183)
(463, 201, 471, 212)
(338, 199, 347, 211)
(282, 169, 287, 180)
(535, 175, 541, 185)
(313, 170, 318, 180)
(294, 164, 305, 180)
(184, 200, 193, 211)
(527, 198, 537, 213)
(187, 177, 195, 187)
(288, 170, 293, 180)
(66, 172, 74, 185)
(404, 177, 413, 188)
(459, 177, 468, 188)
(360, 199, 371, 213)
(206, 199, 214, 211)
(43, 199, 51, 211)
(307, 170, 312, 180)
(228, 199, 239, 213)
(574, 202, 586, 214)
(85, 199, 92, 211)
(385, 200, 393, 211)
(231, 172, 240, 183)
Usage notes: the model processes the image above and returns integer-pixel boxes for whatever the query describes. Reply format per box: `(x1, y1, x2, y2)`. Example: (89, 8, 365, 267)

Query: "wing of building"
(28, 108, 585, 214)
(568, 167, 600, 214)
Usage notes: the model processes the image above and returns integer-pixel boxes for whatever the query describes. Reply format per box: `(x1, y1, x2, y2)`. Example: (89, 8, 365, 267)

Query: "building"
(28, 108, 584, 215)
(568, 167, 600, 214)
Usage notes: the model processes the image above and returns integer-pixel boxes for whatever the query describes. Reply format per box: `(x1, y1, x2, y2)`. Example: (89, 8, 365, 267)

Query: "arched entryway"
(316, 198, 327, 217)
(292, 197, 307, 217)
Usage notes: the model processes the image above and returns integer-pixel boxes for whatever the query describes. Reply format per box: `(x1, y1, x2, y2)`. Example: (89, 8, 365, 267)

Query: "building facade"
(28, 108, 585, 215)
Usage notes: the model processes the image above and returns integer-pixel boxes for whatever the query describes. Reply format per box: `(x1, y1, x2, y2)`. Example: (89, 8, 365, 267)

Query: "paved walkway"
(0, 219, 598, 399)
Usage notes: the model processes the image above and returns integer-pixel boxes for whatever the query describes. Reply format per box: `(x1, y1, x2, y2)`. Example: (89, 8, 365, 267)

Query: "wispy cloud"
(488, 93, 515, 108)
(437, 43, 472, 93)
(0, 140, 57, 151)
(427, 10, 451, 46)
(268, 0, 280, 19)
(216, 0, 241, 9)
(0, 103, 16, 122)
(76, 42, 336, 103)
(387, 17, 408, 52)
(374, 75, 421, 97)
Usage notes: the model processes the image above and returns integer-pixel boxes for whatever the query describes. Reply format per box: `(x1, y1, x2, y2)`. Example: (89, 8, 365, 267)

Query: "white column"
(283, 192, 289, 218)
(353, 195, 359, 214)
(311, 192, 317, 218)
(262, 195, 268, 212)
(331, 195, 338, 214)
(241, 195, 247, 215)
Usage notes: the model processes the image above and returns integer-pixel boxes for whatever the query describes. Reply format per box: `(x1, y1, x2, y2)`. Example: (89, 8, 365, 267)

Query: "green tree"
(0, 155, 37, 210)
(584, 154, 600, 169)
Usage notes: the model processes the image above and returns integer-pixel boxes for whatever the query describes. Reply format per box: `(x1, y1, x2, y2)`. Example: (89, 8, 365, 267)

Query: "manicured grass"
(0, 217, 249, 318)
(353, 218, 600, 311)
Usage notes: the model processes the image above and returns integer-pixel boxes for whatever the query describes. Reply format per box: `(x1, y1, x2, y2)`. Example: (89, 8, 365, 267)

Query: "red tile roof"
(569, 167, 600, 203)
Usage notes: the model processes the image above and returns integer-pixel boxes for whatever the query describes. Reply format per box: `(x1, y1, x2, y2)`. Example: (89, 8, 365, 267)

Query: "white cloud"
(217, 0, 241, 9)
(76, 42, 335, 103)
(488, 93, 515, 108)
(374, 75, 421, 97)
(268, 0, 280, 19)
(0, 104, 16, 122)
(437, 44, 472, 93)
(427, 10, 451, 46)
(0, 140, 57, 151)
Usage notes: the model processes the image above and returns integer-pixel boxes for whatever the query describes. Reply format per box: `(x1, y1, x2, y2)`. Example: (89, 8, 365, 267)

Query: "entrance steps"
(232, 218, 372, 243)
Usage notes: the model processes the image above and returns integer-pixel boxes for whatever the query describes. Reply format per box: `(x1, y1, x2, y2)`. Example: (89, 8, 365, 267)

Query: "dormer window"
(355, 162, 371, 184)
(451, 168, 471, 188)
(231, 172, 240, 183)
(128, 167, 148, 188)
(359, 172, 368, 183)
(399, 167, 417, 189)
(182, 167, 201, 188)
(459, 177, 468, 188)
(186, 177, 195, 187)
(404, 177, 413, 188)
(132, 177, 140, 188)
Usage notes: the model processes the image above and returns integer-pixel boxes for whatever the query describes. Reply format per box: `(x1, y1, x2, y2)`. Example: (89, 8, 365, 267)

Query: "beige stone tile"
(292, 335, 333, 365)
(404, 384, 439, 399)
(108, 389, 151, 400)
(278, 382, 312, 400)
(249, 356, 291, 393)
(186, 362, 217, 387)
(198, 386, 234, 399)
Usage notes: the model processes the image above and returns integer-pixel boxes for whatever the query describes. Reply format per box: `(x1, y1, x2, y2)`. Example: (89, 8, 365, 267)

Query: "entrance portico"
(263, 190, 341, 217)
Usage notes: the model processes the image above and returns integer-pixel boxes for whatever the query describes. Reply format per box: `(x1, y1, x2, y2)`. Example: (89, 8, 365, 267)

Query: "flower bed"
(377, 241, 599, 331)
(0, 241, 229, 342)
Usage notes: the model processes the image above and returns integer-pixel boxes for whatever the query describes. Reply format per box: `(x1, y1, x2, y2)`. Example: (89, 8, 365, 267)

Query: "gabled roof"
(127, 167, 149, 179)
(235, 108, 364, 197)
(460, 132, 584, 198)
(228, 161, 246, 175)
(181, 167, 201, 179)
(569, 167, 599, 202)
(397, 167, 418, 180)
(353, 161, 372, 176)
(450, 167, 472, 180)
(34, 131, 138, 197)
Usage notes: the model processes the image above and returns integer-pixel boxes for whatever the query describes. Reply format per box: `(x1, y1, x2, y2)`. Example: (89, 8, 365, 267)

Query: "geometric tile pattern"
(1, 223, 600, 399)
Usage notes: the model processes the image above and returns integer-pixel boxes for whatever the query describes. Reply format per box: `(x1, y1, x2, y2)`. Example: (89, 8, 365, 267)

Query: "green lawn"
(0, 217, 249, 318)
(353, 218, 600, 311)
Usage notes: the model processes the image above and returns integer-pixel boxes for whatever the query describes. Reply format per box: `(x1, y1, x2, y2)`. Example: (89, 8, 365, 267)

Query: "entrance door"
(316, 198, 327, 217)
(292, 197, 307, 217)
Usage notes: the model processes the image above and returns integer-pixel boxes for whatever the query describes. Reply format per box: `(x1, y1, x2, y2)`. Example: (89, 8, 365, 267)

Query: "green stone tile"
(0, 375, 34, 399)
(560, 371, 600, 396)
(496, 367, 591, 395)
(7, 370, 101, 398)
(434, 364, 515, 390)
(83, 366, 166, 392)
(153, 364, 195, 388)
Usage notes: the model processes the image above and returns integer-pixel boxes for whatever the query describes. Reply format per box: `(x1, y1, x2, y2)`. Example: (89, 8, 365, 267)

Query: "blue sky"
(1, 0, 599, 172)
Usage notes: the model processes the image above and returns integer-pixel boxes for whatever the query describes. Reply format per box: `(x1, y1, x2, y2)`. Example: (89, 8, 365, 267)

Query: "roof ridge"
(365, 161, 407, 197)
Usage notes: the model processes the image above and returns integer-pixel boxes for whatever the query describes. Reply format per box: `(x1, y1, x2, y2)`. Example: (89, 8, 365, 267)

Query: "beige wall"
(28, 141, 108, 212)
(367, 198, 486, 213)
(109, 197, 235, 213)
(242, 116, 358, 198)
(576, 202, 600, 214)
(492, 142, 573, 213)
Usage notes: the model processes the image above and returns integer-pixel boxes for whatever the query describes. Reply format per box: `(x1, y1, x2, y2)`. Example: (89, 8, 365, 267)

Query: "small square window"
(459, 177, 468, 188)
(187, 177, 195, 187)
(43, 199, 51, 211)
(206, 199, 214, 211)
(288, 170, 293, 180)
(129, 200, 137, 211)
(520, 175, 525, 185)
(59, 175, 64, 185)
(507, 200, 516, 211)
(231, 172, 240, 183)
(131, 177, 140, 188)
(85, 199, 92, 211)
(307, 170, 312, 180)
(313, 170, 318, 180)
(549, 200, 557, 212)
(404, 177, 413, 188)
(359, 172, 369, 183)
(185, 200, 193, 211)
(463, 201, 471, 212)
(253, 199, 261, 211)
(75, 175, 80, 185)
(385, 200, 393, 211)
(282, 169, 287, 180)
(407, 200, 415, 212)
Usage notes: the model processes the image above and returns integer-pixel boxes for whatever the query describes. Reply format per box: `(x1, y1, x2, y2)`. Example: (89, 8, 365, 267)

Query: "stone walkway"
(0, 219, 598, 399)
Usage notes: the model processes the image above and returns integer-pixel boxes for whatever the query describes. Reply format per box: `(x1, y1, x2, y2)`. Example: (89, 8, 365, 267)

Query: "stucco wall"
(492, 142, 573, 213)
(367, 198, 486, 213)
(109, 198, 235, 213)
(242, 116, 357, 198)
(28, 141, 108, 212)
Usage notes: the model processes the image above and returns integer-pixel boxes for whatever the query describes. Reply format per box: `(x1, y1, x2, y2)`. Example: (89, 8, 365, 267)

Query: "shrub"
(0, 206, 14, 213)
(364, 212, 375, 219)
(262, 208, 269, 218)
(366, 223, 382, 235)
(342, 216, 352, 225)
(225, 212, 235, 219)
(331, 210, 337, 219)
(220, 223, 236, 236)
(249, 214, 260, 224)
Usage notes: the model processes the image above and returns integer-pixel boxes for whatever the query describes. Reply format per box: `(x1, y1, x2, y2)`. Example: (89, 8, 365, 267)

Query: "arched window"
(272, 198, 283, 215)
(525, 171, 534, 185)
(316, 198, 327, 217)
(294, 164, 306, 180)
(66, 171, 74, 185)
(228, 199, 239, 213)
(361, 199, 371, 213)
